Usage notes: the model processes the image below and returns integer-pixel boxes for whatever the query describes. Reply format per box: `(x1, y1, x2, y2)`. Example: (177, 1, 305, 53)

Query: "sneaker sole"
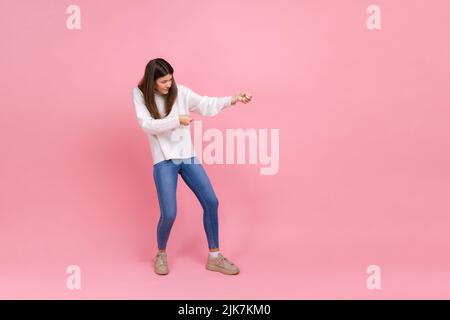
(155, 269, 169, 275)
(206, 264, 240, 275)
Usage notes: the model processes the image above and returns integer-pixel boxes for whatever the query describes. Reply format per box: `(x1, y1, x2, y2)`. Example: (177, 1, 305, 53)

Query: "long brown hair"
(137, 58, 178, 119)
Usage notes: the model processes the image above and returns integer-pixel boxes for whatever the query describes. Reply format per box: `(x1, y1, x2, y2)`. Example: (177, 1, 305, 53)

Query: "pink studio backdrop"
(1, 0, 450, 299)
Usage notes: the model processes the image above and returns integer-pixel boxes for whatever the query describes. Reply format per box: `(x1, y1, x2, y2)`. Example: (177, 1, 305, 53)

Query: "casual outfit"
(132, 83, 232, 165)
(153, 156, 219, 250)
(132, 83, 239, 275)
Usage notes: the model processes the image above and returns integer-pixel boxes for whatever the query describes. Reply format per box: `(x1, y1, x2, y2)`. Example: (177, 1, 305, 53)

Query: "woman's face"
(154, 74, 173, 95)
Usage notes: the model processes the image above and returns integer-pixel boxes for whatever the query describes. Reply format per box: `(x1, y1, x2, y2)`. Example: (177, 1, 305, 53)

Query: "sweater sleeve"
(132, 88, 180, 135)
(183, 84, 232, 117)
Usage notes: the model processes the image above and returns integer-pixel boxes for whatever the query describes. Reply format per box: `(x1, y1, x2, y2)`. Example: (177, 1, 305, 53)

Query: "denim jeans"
(152, 156, 219, 250)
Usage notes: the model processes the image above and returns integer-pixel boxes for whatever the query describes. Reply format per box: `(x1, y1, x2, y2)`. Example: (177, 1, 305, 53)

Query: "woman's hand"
(179, 115, 193, 126)
(231, 92, 252, 105)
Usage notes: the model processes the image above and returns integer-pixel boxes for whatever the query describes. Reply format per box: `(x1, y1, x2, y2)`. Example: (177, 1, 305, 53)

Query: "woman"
(132, 58, 252, 275)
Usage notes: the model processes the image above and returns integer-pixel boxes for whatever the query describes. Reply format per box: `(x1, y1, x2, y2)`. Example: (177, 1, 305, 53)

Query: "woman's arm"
(184, 85, 232, 117)
(133, 88, 180, 135)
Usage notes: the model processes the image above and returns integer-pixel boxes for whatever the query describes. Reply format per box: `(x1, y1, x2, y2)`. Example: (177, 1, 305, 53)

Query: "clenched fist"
(179, 115, 193, 126)
(231, 92, 252, 105)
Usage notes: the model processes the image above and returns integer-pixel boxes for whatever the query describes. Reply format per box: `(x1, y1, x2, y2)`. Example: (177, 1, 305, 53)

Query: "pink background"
(1, 0, 450, 299)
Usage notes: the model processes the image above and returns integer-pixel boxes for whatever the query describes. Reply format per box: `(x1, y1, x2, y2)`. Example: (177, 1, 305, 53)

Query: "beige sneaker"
(154, 252, 169, 275)
(206, 253, 240, 275)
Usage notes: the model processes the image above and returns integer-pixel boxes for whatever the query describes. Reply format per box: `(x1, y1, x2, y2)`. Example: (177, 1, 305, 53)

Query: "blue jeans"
(152, 156, 219, 250)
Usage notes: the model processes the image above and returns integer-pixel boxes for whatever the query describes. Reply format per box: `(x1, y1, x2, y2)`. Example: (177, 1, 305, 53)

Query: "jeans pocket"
(153, 159, 170, 168)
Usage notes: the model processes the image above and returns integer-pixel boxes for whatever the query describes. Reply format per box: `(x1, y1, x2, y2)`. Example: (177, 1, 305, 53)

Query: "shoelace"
(217, 255, 234, 266)
(156, 254, 167, 266)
